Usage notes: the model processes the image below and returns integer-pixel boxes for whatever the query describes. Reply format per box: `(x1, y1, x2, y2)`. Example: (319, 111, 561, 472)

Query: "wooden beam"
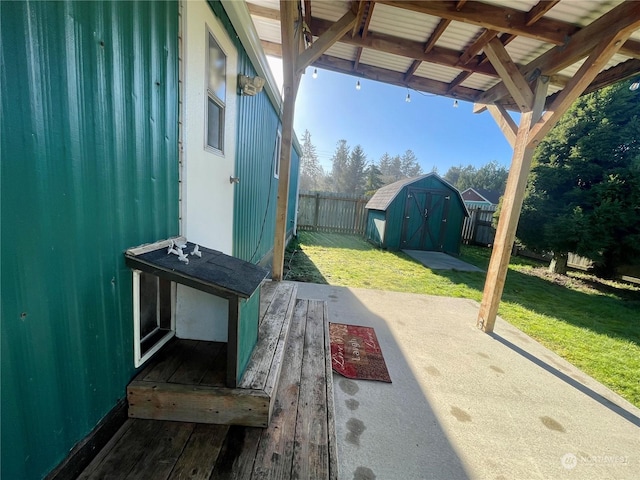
(377, 0, 577, 45)
(527, 27, 639, 148)
(310, 17, 499, 77)
(525, 0, 560, 27)
(543, 58, 640, 108)
(483, 37, 534, 111)
(296, 9, 357, 74)
(486, 103, 518, 147)
(474, 1, 640, 106)
(273, 0, 302, 281)
(477, 77, 549, 333)
(458, 29, 498, 66)
(313, 54, 482, 101)
(404, 18, 451, 81)
(261, 40, 282, 57)
(455, 0, 467, 11)
(352, 0, 366, 37)
(447, 70, 472, 93)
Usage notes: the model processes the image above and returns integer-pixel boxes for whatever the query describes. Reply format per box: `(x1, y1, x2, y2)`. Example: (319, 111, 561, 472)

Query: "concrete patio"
(296, 283, 640, 480)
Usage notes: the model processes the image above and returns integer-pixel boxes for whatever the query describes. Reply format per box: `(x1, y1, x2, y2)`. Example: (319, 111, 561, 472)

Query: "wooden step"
(127, 281, 298, 427)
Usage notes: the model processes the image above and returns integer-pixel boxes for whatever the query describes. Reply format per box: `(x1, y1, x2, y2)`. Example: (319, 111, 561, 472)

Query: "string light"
(312, 68, 318, 79)
(453, 99, 459, 108)
(405, 92, 411, 103)
(630, 79, 640, 91)
(356, 80, 361, 90)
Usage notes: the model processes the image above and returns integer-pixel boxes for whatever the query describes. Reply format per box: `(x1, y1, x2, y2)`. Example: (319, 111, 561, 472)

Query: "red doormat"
(329, 323, 391, 383)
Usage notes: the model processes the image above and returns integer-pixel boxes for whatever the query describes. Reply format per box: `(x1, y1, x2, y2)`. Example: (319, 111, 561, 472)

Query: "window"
(133, 270, 175, 367)
(273, 130, 282, 178)
(207, 31, 226, 152)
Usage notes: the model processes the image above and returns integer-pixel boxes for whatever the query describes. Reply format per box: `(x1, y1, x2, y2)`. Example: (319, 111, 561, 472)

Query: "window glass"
(207, 32, 226, 151)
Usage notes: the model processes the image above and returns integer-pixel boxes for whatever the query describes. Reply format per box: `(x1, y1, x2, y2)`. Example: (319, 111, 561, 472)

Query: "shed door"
(401, 188, 451, 251)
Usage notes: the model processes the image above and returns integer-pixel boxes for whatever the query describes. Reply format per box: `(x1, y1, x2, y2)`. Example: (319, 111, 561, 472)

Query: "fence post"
(314, 193, 320, 232)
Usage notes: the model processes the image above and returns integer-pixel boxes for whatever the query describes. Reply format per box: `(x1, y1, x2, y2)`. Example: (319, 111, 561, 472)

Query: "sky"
(267, 57, 516, 175)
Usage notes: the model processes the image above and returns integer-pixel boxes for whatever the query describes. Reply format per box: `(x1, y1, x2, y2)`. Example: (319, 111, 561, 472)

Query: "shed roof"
(366, 173, 463, 211)
(462, 187, 501, 205)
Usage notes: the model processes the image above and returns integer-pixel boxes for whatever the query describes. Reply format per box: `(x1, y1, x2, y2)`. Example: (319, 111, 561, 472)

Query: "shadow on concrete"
(296, 283, 470, 480)
(489, 332, 640, 428)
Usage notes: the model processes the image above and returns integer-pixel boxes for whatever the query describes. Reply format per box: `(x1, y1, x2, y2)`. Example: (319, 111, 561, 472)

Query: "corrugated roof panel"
(503, 36, 552, 65)
(312, 0, 349, 22)
(437, 21, 483, 52)
(414, 63, 461, 84)
(479, 0, 540, 13)
(251, 16, 280, 43)
(461, 73, 501, 91)
(325, 42, 358, 61)
(556, 53, 630, 79)
(540, 0, 623, 27)
(368, 3, 439, 42)
(359, 49, 414, 73)
(246, 0, 279, 10)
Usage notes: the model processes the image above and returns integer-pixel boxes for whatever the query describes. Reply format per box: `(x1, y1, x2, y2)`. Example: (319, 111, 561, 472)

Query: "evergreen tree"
(518, 81, 640, 276)
(443, 162, 507, 193)
(347, 145, 367, 195)
(364, 163, 384, 195)
(389, 155, 403, 181)
(299, 129, 325, 192)
(400, 149, 423, 177)
(330, 139, 350, 193)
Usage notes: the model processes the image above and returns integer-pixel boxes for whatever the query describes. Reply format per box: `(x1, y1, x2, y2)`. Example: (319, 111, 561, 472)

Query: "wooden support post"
(478, 19, 639, 333)
(477, 77, 548, 333)
(272, 0, 301, 281)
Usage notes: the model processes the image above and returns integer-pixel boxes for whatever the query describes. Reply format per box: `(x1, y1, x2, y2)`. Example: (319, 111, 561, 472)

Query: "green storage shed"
(365, 174, 469, 255)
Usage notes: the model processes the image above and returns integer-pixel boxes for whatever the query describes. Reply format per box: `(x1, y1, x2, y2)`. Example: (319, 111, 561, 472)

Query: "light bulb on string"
(453, 99, 459, 108)
(356, 80, 361, 91)
(405, 92, 411, 103)
(630, 79, 640, 91)
(312, 68, 318, 79)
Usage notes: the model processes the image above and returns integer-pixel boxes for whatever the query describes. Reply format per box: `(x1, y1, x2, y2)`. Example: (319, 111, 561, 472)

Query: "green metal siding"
(1, 1, 179, 478)
(365, 210, 386, 246)
(287, 147, 301, 237)
(236, 290, 260, 383)
(209, 1, 300, 265)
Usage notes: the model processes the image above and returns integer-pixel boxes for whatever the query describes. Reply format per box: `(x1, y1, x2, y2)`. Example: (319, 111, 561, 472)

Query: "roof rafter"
(474, 1, 640, 109)
(404, 18, 452, 81)
(483, 37, 533, 111)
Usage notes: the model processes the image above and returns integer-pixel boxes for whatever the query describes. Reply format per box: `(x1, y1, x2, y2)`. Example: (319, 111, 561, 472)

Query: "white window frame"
(132, 269, 176, 367)
(205, 28, 227, 154)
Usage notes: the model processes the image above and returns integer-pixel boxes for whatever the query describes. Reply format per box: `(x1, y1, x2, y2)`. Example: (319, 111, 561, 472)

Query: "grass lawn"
(285, 231, 640, 408)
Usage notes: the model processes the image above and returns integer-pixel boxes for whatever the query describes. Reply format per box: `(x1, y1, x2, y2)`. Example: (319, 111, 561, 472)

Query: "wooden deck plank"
(168, 341, 221, 385)
(199, 343, 228, 387)
(124, 421, 195, 480)
(291, 299, 330, 479)
(136, 339, 183, 382)
(239, 282, 297, 391)
(250, 299, 309, 479)
(128, 381, 270, 427)
(168, 424, 230, 480)
(210, 426, 263, 480)
(262, 284, 298, 400)
(323, 302, 339, 480)
(258, 280, 278, 321)
(79, 288, 337, 480)
(79, 419, 164, 480)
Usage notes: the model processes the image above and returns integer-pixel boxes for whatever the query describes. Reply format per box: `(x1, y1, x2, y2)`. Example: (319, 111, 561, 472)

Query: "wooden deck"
(79, 293, 338, 479)
(127, 281, 297, 427)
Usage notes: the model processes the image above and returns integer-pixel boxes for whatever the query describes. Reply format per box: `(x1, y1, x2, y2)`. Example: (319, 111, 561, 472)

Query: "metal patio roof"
(246, 0, 640, 111)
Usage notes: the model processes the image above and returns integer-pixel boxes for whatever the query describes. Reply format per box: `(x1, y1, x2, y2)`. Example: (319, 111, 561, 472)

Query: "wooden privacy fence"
(462, 205, 497, 246)
(297, 193, 370, 235)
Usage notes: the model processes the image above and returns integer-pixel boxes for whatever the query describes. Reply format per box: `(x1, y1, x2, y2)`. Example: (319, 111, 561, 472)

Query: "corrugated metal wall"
(209, 1, 301, 265)
(0, 1, 179, 478)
